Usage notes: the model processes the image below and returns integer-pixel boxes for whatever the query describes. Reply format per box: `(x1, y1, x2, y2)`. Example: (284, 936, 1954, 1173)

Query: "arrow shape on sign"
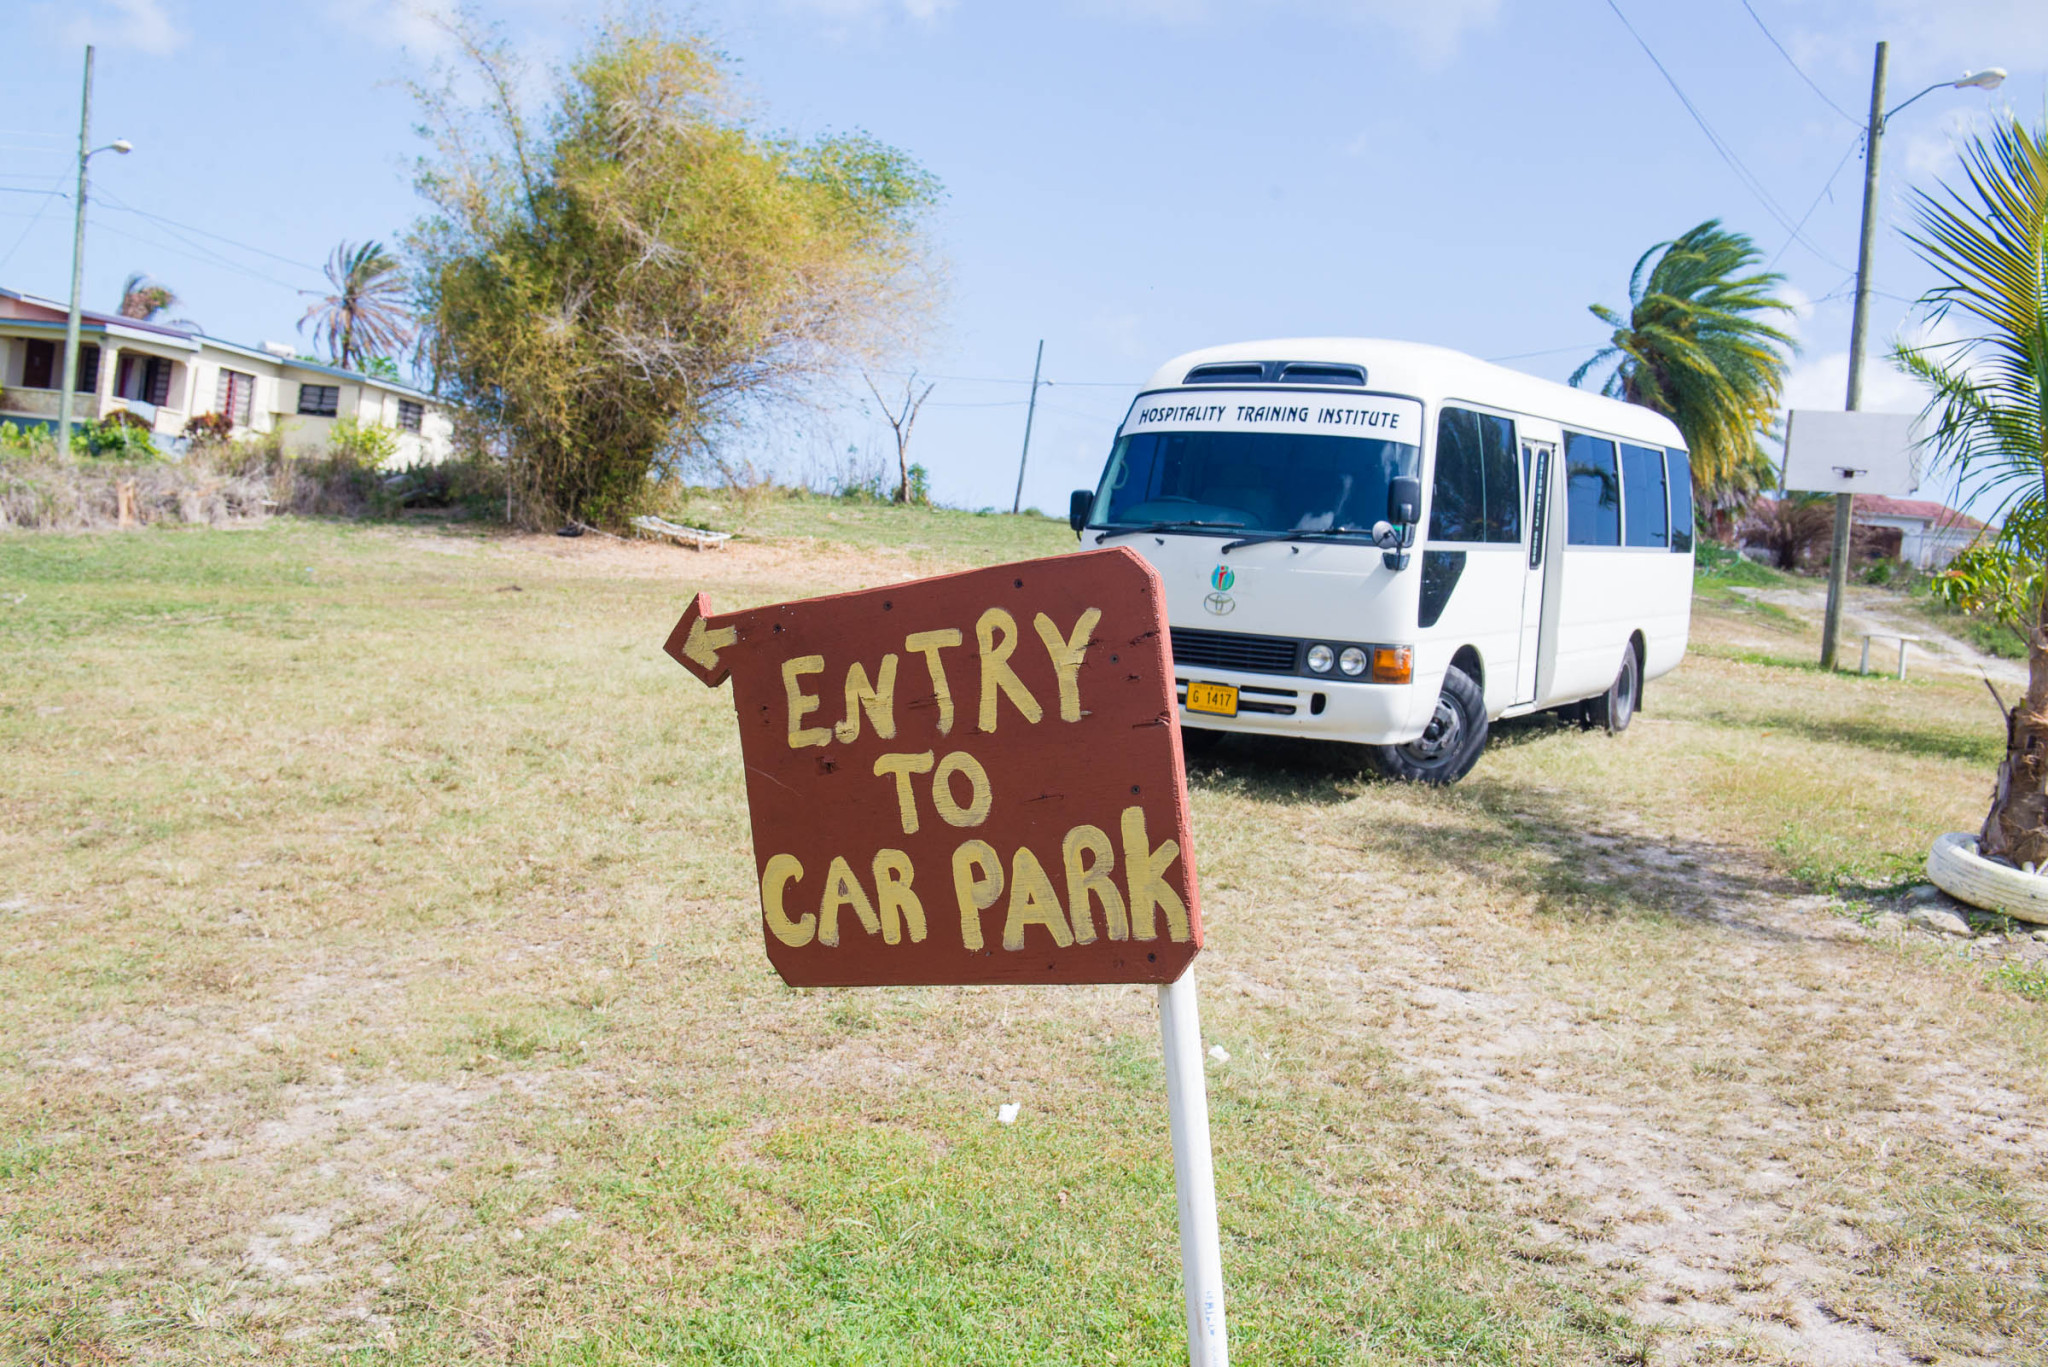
(663, 592, 738, 687)
(685, 615, 736, 672)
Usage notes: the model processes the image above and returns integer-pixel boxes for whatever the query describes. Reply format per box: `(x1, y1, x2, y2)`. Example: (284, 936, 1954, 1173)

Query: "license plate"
(1185, 681, 1238, 717)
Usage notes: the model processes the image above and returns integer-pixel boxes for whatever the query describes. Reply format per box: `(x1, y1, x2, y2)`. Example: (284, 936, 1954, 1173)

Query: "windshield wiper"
(1094, 519, 1245, 544)
(1219, 529, 1372, 553)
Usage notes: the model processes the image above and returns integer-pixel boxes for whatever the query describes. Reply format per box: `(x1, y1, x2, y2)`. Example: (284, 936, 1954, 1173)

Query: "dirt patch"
(438, 526, 984, 589)
(1296, 811, 2048, 1365)
(1736, 582, 2026, 688)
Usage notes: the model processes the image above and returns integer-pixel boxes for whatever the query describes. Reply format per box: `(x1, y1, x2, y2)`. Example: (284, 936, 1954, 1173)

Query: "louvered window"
(214, 369, 255, 425)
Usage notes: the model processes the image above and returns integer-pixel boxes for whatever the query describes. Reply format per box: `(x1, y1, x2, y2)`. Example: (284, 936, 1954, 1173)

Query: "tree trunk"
(1980, 584, 2048, 868)
(896, 440, 910, 505)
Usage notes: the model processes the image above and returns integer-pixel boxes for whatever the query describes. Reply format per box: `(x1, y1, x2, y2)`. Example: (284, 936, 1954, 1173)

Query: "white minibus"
(1069, 338, 1694, 783)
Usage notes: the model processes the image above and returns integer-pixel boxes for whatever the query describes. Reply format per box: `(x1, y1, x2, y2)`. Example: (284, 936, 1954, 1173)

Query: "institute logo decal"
(1210, 565, 1235, 592)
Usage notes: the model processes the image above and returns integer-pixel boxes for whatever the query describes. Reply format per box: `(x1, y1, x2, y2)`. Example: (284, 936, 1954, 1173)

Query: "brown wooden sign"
(664, 547, 1201, 987)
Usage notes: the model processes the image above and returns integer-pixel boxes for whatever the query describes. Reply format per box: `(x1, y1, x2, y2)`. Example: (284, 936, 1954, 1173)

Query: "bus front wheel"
(1371, 664, 1488, 785)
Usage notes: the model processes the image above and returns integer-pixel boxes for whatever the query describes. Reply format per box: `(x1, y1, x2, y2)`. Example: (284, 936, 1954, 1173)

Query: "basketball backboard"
(1780, 409, 1922, 497)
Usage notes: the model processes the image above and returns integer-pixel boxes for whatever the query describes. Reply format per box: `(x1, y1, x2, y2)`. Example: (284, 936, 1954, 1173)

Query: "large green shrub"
(409, 15, 940, 528)
(329, 416, 399, 468)
(1928, 545, 2044, 634)
(0, 421, 55, 462)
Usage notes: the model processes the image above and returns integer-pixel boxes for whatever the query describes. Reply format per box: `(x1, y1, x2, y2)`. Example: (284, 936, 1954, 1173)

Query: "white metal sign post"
(1160, 969, 1229, 1365)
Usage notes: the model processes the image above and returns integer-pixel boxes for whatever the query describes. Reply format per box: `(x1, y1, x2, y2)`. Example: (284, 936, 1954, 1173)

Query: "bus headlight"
(1306, 644, 1335, 673)
(1339, 647, 1367, 676)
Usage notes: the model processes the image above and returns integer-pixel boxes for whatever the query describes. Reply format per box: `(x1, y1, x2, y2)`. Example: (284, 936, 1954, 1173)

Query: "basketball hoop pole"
(1822, 40, 1888, 672)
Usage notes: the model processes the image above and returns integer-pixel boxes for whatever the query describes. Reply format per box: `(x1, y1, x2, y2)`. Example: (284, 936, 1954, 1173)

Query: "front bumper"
(1172, 665, 1432, 746)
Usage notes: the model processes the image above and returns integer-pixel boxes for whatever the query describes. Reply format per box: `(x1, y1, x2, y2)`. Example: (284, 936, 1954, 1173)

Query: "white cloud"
(1772, 0, 2039, 109)
(1779, 281, 1817, 324)
(1782, 314, 1964, 418)
(1088, 0, 1500, 66)
(321, 0, 462, 55)
(1870, 0, 2046, 80)
(1782, 348, 1925, 414)
(1890, 102, 2024, 184)
(59, 0, 187, 56)
(775, 0, 958, 28)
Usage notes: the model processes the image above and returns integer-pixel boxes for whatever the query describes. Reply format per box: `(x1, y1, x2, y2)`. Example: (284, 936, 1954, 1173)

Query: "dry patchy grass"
(1, 516, 2044, 1365)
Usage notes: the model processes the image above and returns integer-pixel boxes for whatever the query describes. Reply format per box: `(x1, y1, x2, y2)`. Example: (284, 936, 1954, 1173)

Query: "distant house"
(0, 286, 450, 465)
(1853, 494, 1989, 570)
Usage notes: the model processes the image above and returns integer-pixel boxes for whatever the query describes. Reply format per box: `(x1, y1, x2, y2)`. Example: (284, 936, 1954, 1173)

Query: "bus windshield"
(1090, 429, 1420, 536)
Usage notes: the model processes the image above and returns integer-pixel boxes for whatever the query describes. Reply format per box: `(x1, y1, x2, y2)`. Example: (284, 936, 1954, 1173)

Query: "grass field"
(3, 511, 2045, 1365)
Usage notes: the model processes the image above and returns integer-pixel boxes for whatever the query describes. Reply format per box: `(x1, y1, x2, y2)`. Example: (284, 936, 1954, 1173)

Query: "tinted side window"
(1429, 408, 1485, 542)
(1429, 407, 1519, 543)
(1478, 411, 1520, 542)
(1620, 442, 1669, 547)
(1666, 448, 1695, 552)
(1565, 432, 1620, 546)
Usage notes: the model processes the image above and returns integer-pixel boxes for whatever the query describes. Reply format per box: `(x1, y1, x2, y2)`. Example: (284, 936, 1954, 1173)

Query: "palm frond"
(299, 239, 415, 370)
(1572, 219, 1796, 500)
(1894, 118, 2048, 552)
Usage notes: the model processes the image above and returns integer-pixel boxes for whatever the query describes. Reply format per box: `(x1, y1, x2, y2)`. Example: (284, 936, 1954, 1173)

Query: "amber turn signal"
(1371, 645, 1413, 684)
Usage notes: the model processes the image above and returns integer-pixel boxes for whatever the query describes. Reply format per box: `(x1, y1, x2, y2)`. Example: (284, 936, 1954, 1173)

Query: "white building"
(0, 286, 451, 465)
(1853, 495, 1990, 570)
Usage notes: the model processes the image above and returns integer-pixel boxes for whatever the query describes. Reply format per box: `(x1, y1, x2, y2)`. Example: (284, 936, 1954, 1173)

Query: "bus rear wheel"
(1371, 664, 1488, 785)
(1583, 645, 1639, 734)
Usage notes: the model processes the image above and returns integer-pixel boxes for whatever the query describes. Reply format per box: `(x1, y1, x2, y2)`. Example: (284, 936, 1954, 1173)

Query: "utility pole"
(58, 46, 96, 455)
(1011, 339, 1044, 515)
(1819, 40, 1888, 671)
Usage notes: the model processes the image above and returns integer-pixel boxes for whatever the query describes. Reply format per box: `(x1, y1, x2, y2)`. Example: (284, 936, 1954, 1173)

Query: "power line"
(866, 366, 1140, 388)
(1485, 343, 1604, 362)
(1738, 0, 1863, 126)
(95, 193, 323, 274)
(89, 217, 308, 293)
(1602, 0, 1852, 274)
(0, 173, 68, 275)
(1766, 130, 1862, 270)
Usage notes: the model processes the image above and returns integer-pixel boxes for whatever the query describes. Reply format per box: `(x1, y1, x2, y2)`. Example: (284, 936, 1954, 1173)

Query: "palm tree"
(1572, 220, 1797, 506)
(300, 240, 412, 372)
(117, 272, 178, 321)
(1893, 118, 2048, 868)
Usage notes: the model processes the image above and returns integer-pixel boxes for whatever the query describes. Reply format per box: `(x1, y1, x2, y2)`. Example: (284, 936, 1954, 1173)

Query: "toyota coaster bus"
(1069, 338, 1694, 783)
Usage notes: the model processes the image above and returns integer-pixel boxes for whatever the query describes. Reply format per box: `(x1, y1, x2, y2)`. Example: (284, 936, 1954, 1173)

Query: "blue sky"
(4, 0, 2043, 513)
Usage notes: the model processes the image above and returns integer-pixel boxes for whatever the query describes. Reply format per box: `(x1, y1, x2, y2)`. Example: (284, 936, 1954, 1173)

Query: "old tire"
(1584, 645, 1639, 735)
(1927, 831, 2048, 926)
(1372, 664, 1488, 785)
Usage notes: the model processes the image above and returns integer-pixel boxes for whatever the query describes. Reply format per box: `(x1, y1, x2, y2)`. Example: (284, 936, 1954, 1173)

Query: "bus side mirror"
(1389, 476, 1421, 527)
(1068, 489, 1093, 533)
(1383, 476, 1420, 570)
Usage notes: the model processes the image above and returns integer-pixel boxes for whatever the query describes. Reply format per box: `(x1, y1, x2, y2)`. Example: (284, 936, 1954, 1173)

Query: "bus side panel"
(1415, 546, 1524, 715)
(1642, 553, 1694, 681)
(1548, 549, 1640, 703)
(1551, 549, 1690, 703)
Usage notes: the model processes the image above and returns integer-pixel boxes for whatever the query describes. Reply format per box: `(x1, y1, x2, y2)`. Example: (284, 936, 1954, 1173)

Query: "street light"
(1817, 47, 2005, 671)
(56, 44, 133, 455)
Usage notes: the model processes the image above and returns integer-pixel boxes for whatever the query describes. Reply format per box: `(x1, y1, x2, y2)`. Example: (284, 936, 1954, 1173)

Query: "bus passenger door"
(1514, 440, 1555, 706)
